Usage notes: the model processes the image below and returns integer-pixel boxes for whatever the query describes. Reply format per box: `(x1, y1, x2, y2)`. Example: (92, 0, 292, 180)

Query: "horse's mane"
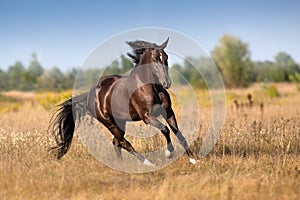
(126, 38, 169, 64)
(126, 40, 160, 64)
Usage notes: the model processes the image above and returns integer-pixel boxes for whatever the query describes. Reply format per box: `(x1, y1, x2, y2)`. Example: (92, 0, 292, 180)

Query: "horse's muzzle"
(163, 80, 171, 89)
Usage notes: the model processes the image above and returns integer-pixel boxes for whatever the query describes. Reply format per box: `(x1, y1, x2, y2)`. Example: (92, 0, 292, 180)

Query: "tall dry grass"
(0, 83, 299, 199)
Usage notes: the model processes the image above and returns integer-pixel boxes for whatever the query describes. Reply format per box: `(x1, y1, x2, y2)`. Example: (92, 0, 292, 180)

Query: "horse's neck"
(130, 64, 154, 87)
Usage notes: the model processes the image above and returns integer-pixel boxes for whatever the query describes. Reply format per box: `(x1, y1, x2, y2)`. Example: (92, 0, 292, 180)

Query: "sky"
(0, 0, 299, 71)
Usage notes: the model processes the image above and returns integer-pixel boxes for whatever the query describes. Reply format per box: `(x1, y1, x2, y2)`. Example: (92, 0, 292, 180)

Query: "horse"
(49, 38, 197, 166)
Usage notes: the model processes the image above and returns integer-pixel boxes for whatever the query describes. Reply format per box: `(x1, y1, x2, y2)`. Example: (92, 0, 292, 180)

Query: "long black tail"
(49, 92, 88, 159)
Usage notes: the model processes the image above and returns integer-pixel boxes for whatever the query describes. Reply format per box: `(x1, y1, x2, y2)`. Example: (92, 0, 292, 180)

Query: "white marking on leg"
(143, 159, 155, 167)
(165, 149, 173, 158)
(189, 158, 196, 165)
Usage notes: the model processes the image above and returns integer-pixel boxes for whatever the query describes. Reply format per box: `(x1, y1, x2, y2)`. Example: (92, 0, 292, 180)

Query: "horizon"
(1, 0, 299, 71)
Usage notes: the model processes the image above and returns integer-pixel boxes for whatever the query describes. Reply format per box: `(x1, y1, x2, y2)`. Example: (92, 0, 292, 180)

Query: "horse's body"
(50, 38, 196, 165)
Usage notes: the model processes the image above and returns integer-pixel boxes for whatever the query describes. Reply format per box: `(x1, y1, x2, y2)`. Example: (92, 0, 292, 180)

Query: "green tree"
(289, 72, 300, 90)
(170, 63, 184, 85)
(182, 58, 195, 82)
(120, 55, 133, 74)
(185, 57, 206, 88)
(103, 60, 120, 76)
(72, 67, 102, 92)
(38, 67, 64, 91)
(169, 57, 216, 88)
(0, 69, 7, 91)
(176, 58, 201, 87)
(28, 53, 44, 86)
(6, 61, 27, 90)
(63, 68, 78, 89)
(212, 34, 253, 88)
(275, 52, 299, 80)
(254, 61, 272, 82)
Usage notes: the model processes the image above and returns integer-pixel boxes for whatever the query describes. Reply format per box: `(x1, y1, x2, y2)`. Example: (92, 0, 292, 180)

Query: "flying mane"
(126, 38, 169, 64)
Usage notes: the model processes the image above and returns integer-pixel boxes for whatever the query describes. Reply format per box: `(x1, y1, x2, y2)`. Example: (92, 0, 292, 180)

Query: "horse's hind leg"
(112, 137, 122, 160)
(103, 119, 155, 166)
(116, 136, 155, 166)
(112, 120, 126, 160)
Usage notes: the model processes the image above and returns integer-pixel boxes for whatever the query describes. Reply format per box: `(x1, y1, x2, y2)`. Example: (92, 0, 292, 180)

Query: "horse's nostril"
(162, 81, 171, 89)
(168, 81, 171, 88)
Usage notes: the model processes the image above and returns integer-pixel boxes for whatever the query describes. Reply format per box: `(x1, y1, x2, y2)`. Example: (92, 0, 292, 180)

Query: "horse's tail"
(49, 92, 88, 159)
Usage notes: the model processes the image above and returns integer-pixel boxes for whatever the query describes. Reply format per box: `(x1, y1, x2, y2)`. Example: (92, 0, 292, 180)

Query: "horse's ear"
(159, 37, 169, 49)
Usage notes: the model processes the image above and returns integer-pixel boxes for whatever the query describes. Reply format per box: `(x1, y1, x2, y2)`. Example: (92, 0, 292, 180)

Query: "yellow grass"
(0, 83, 300, 200)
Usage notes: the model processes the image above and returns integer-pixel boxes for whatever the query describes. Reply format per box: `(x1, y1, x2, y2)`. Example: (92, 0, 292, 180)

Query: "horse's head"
(127, 38, 171, 89)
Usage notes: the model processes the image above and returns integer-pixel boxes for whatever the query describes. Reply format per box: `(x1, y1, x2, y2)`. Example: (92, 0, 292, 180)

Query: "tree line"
(0, 54, 135, 91)
(1, 34, 300, 91)
(173, 34, 300, 88)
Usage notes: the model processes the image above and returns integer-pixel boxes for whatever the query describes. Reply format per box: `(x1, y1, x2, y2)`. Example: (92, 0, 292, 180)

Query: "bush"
(266, 85, 280, 98)
(0, 93, 20, 113)
(289, 72, 300, 91)
(36, 91, 72, 110)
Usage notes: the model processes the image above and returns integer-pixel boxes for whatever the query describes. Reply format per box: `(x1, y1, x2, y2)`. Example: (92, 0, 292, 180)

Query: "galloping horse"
(49, 38, 196, 166)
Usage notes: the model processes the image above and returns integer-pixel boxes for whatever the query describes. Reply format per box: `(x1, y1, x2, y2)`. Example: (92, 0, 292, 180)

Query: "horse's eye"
(159, 53, 163, 61)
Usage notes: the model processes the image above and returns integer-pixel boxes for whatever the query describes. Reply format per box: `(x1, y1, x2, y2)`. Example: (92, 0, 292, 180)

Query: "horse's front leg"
(143, 113, 175, 158)
(166, 109, 197, 164)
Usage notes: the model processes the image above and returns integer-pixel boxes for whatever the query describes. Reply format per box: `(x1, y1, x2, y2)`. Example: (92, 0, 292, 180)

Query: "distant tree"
(28, 53, 44, 86)
(253, 60, 286, 82)
(169, 57, 218, 88)
(170, 63, 184, 85)
(182, 58, 195, 82)
(0, 69, 7, 91)
(289, 72, 300, 90)
(76, 68, 102, 91)
(6, 61, 28, 90)
(102, 60, 120, 76)
(212, 34, 253, 88)
(270, 66, 286, 82)
(194, 56, 219, 88)
(184, 57, 206, 88)
(38, 67, 64, 91)
(120, 55, 133, 74)
(253, 61, 271, 82)
(62, 68, 78, 89)
(172, 63, 182, 72)
(275, 52, 299, 80)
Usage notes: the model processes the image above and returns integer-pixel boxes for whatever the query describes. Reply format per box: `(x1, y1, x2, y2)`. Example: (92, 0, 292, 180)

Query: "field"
(0, 83, 300, 200)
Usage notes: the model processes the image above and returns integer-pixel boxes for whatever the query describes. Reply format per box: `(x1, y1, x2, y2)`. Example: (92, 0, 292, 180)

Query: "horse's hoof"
(189, 158, 197, 165)
(143, 159, 155, 167)
(165, 149, 174, 158)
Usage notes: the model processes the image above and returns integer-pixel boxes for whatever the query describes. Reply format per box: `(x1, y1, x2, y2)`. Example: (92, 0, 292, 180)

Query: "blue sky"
(0, 0, 299, 71)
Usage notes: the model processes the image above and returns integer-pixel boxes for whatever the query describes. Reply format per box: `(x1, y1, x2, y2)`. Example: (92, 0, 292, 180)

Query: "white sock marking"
(143, 159, 155, 167)
(189, 158, 197, 165)
(165, 149, 172, 158)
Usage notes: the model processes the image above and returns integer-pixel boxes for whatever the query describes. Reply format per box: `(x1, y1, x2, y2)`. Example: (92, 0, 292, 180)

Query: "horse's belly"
(111, 104, 141, 121)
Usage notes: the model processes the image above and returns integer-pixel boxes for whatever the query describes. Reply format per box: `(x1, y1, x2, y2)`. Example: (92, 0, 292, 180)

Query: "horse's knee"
(161, 126, 170, 136)
(112, 137, 121, 146)
(150, 104, 167, 119)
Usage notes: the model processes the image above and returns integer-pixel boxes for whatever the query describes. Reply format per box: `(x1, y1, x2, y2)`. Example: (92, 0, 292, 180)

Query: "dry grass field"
(0, 83, 300, 200)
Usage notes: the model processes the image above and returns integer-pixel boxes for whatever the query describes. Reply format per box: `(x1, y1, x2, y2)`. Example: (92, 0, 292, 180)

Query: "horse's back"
(97, 75, 122, 87)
